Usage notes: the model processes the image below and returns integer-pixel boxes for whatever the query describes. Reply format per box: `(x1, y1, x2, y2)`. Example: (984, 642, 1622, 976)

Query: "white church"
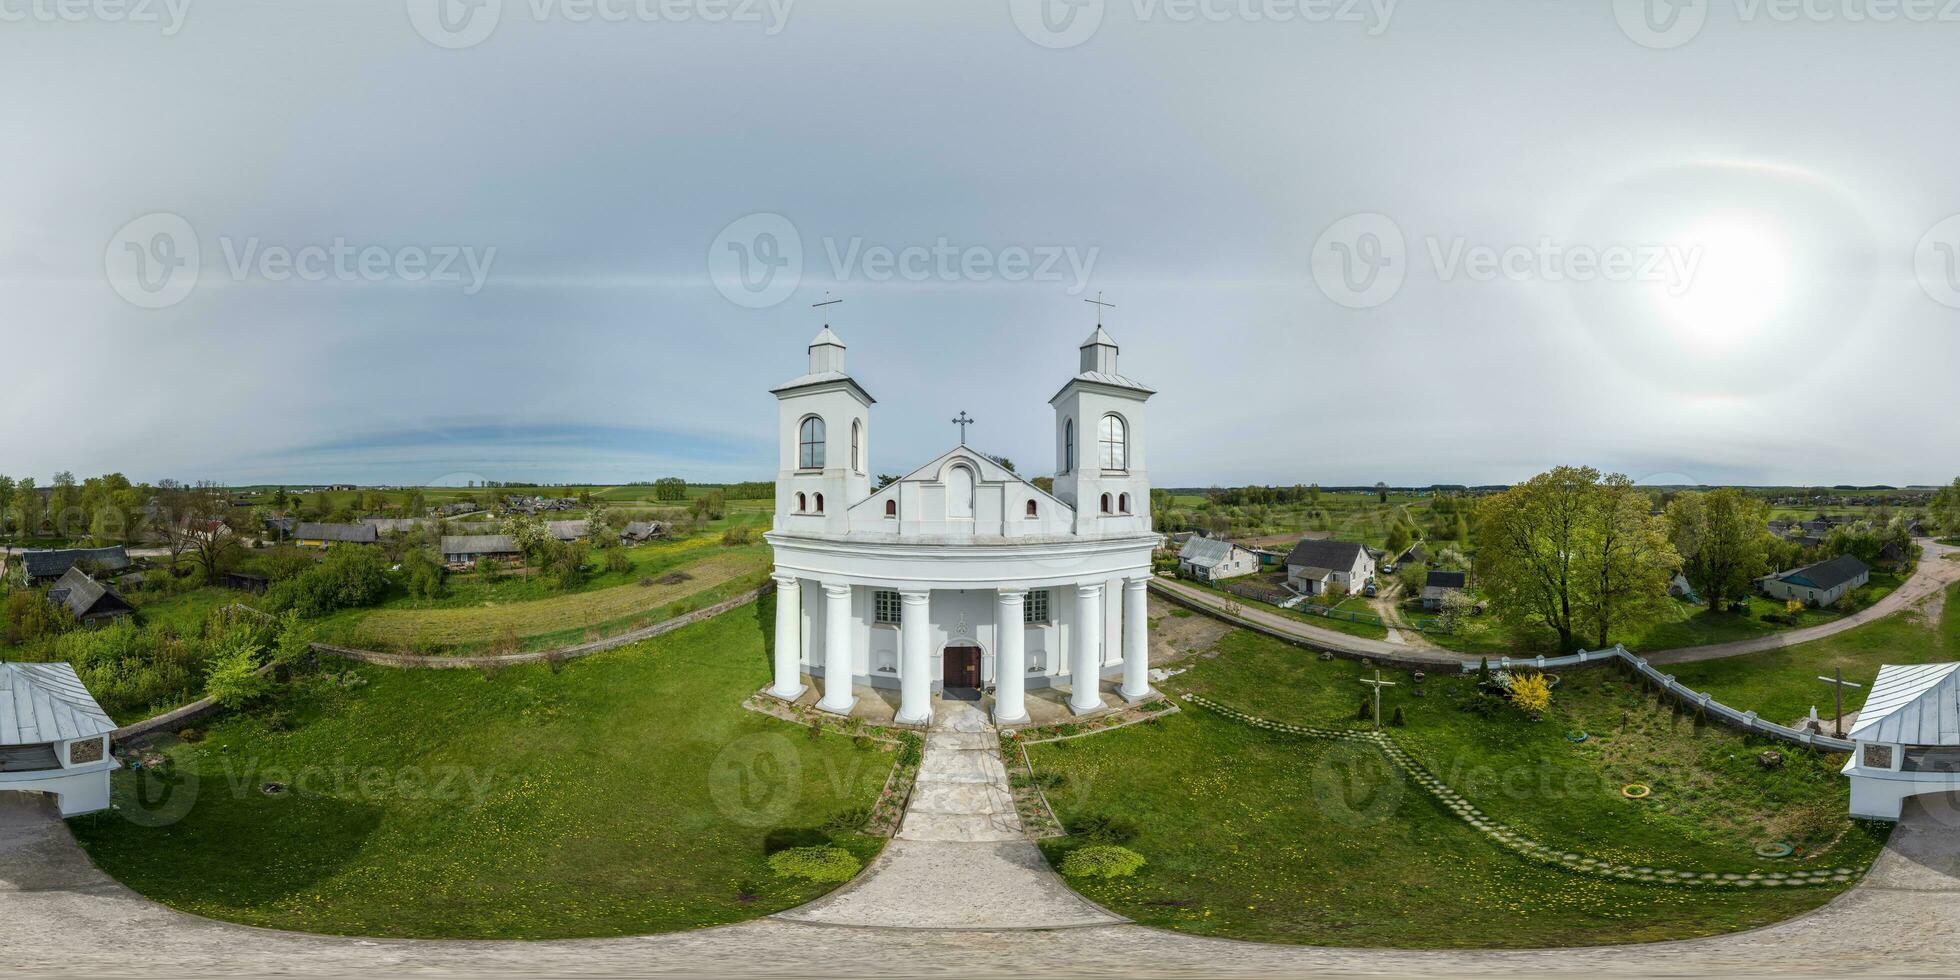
(762, 321, 1162, 727)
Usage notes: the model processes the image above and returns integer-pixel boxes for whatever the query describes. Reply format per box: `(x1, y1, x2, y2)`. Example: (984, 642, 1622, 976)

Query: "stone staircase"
(896, 700, 1023, 843)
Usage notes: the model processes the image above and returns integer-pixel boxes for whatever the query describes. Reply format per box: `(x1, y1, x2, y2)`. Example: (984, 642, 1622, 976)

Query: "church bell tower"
(772, 325, 873, 534)
(1050, 325, 1154, 536)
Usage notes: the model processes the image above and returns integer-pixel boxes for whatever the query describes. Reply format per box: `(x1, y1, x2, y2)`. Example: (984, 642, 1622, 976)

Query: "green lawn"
(71, 600, 889, 939)
(1028, 627, 1886, 948)
(1667, 582, 1960, 725)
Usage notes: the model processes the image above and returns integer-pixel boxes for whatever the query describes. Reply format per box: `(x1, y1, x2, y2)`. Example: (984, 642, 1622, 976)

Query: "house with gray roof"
(1283, 538, 1376, 596)
(46, 568, 134, 624)
(1421, 570, 1466, 610)
(546, 520, 591, 542)
(0, 662, 119, 816)
(441, 535, 523, 568)
(294, 523, 379, 547)
(1760, 554, 1871, 607)
(1177, 536, 1259, 583)
(13, 546, 131, 586)
(619, 520, 665, 544)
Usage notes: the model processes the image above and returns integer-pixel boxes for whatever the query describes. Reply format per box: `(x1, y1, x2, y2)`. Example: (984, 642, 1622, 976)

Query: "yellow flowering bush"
(1508, 671, 1552, 715)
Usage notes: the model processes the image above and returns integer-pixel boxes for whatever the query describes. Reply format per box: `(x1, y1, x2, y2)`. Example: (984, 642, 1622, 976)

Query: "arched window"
(1063, 418, 1075, 474)
(947, 465, 975, 520)
(851, 420, 862, 474)
(1025, 499, 1038, 518)
(1098, 414, 1127, 471)
(795, 492, 807, 512)
(1100, 492, 1112, 514)
(885, 499, 897, 518)
(1119, 493, 1130, 513)
(798, 416, 826, 469)
(813, 492, 824, 513)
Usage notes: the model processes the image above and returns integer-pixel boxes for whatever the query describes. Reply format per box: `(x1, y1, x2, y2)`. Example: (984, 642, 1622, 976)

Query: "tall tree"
(0, 475, 14, 542)
(1579, 475, 1679, 648)
(1667, 488, 1770, 612)
(10, 477, 39, 540)
(1475, 466, 1599, 650)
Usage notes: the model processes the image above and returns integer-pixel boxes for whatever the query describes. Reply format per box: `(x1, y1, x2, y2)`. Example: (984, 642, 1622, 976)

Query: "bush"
(264, 544, 391, 617)
(766, 845, 861, 882)
(3, 590, 73, 645)
(603, 545, 632, 574)
(399, 548, 446, 599)
(823, 806, 871, 834)
(1068, 813, 1139, 844)
(205, 635, 271, 708)
(1059, 844, 1146, 879)
(1507, 670, 1552, 715)
(722, 526, 753, 547)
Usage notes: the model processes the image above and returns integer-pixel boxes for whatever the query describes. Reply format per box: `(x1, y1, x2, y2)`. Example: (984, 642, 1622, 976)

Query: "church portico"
(762, 312, 1161, 727)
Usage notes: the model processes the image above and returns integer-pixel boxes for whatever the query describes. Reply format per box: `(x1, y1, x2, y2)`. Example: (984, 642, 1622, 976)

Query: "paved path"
(1155, 538, 1960, 668)
(7, 789, 1960, 977)
(779, 699, 1120, 930)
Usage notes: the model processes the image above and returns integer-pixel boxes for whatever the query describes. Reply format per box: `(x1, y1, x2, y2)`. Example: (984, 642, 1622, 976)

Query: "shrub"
(895, 733, 923, 767)
(603, 545, 632, 574)
(721, 526, 753, 546)
(823, 805, 871, 834)
(263, 544, 391, 617)
(1059, 844, 1146, 879)
(1391, 706, 1407, 727)
(1508, 670, 1552, 715)
(400, 548, 446, 599)
(205, 635, 271, 708)
(3, 590, 73, 645)
(767, 845, 861, 882)
(1068, 813, 1139, 844)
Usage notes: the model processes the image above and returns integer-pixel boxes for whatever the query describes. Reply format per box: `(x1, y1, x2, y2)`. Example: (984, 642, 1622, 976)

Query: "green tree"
(1475, 466, 1600, 650)
(1579, 475, 1679, 648)
(0, 475, 13, 540)
(653, 477, 688, 501)
(1667, 488, 1770, 612)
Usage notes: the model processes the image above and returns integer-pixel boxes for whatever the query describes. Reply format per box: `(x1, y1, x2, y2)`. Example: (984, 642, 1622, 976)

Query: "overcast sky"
(5, 0, 1957, 489)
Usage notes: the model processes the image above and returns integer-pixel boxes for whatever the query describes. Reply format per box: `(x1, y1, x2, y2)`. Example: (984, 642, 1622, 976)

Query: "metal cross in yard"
(951, 410, 974, 445)
(1359, 668, 1397, 731)
(1817, 668, 1863, 739)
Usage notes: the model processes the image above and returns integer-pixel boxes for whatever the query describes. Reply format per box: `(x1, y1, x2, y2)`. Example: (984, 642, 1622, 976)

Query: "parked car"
(1382, 562, 1398, 575)
(1364, 582, 1378, 597)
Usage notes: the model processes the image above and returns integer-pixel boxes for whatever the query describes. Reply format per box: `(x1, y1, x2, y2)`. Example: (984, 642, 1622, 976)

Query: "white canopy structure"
(0, 662, 119, 816)
(1843, 662, 1960, 820)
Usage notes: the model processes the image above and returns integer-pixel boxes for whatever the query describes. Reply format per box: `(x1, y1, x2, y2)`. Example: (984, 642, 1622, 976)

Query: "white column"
(896, 589, 933, 726)
(1121, 575, 1151, 701)
(994, 588, 1029, 726)
(816, 582, 857, 715)
(769, 574, 805, 700)
(1069, 582, 1104, 715)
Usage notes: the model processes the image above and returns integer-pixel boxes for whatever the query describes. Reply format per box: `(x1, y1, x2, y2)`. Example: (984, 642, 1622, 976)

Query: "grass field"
(327, 544, 771, 652)
(1028, 626, 1886, 948)
(1668, 582, 1960, 725)
(71, 602, 890, 939)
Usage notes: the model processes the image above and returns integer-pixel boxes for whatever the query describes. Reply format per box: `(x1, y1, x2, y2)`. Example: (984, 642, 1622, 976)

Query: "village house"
(1421, 570, 1466, 610)
(546, 520, 591, 542)
(11, 546, 131, 587)
(1759, 554, 1871, 607)
(441, 535, 523, 569)
(359, 517, 432, 536)
(619, 520, 664, 544)
(293, 523, 379, 548)
(46, 568, 134, 624)
(1176, 536, 1260, 583)
(1283, 539, 1376, 596)
(0, 662, 119, 816)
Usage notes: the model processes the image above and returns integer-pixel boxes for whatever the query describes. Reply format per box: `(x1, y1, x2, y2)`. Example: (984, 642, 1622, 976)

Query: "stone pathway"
(775, 699, 1122, 930)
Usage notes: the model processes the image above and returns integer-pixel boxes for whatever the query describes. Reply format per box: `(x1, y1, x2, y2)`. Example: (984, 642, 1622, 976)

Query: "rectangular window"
(874, 590, 901, 625)
(1024, 589, 1050, 624)
(1863, 744, 1895, 769)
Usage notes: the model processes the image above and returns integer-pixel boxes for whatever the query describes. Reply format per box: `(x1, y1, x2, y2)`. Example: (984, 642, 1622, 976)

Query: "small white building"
(1760, 554, 1870, 607)
(1283, 539, 1375, 596)
(1177, 536, 1259, 582)
(0, 662, 119, 817)
(1843, 662, 1960, 821)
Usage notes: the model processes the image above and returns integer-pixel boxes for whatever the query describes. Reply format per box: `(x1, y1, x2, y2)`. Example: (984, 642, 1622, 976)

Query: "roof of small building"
(1425, 570, 1466, 590)
(546, 520, 590, 541)
(441, 535, 520, 556)
(1848, 663, 1960, 744)
(1179, 536, 1240, 568)
(0, 661, 116, 744)
(621, 520, 662, 537)
(295, 522, 378, 543)
(1284, 538, 1369, 571)
(1775, 554, 1870, 592)
(1398, 544, 1429, 565)
(19, 546, 130, 579)
(46, 567, 132, 621)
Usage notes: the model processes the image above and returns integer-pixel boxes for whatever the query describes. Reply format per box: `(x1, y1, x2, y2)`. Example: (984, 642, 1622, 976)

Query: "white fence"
(1460, 644, 1855, 753)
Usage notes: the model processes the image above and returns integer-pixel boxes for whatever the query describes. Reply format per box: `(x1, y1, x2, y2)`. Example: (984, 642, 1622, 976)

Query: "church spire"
(1079, 325, 1118, 374)
(809, 325, 846, 374)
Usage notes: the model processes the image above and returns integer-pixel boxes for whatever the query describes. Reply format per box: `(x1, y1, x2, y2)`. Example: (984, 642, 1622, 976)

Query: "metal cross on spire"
(1085, 290, 1116, 326)
(812, 291, 843, 325)
(951, 410, 974, 445)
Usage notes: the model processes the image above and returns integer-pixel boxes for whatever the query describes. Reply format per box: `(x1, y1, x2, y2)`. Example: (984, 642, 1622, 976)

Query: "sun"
(1647, 214, 1792, 352)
